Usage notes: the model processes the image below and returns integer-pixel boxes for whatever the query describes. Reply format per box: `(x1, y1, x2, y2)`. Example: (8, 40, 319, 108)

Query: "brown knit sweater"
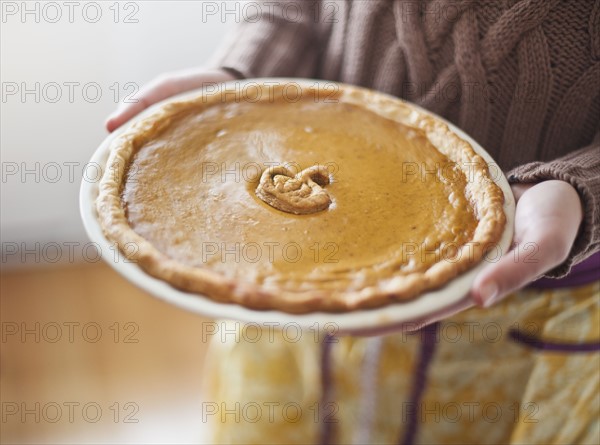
(210, 0, 600, 277)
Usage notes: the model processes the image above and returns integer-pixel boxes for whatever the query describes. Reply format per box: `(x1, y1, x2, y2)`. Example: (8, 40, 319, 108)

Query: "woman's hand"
(471, 180, 583, 307)
(105, 68, 237, 132)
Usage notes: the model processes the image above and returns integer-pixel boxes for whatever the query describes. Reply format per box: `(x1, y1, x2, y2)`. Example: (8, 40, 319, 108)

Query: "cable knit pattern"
(210, 0, 600, 277)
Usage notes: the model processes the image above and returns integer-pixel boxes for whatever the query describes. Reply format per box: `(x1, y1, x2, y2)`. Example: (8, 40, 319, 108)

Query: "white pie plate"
(80, 79, 515, 336)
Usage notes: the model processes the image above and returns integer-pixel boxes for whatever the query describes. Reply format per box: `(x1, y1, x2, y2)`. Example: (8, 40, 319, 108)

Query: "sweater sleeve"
(507, 132, 600, 278)
(208, 0, 322, 79)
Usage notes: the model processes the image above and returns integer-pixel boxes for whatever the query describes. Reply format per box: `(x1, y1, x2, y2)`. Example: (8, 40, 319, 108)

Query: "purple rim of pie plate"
(79, 79, 516, 336)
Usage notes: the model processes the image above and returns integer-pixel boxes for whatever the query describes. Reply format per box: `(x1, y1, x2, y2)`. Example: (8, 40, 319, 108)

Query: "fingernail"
(480, 281, 498, 307)
(105, 116, 118, 131)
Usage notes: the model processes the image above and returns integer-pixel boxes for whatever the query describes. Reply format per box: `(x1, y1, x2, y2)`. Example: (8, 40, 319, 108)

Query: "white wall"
(1, 1, 235, 257)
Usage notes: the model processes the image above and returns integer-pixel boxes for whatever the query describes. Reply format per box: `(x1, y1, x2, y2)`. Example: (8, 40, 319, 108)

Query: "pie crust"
(96, 81, 506, 313)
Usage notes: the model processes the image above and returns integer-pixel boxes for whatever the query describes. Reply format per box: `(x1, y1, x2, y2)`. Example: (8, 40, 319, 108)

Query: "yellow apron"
(203, 281, 600, 444)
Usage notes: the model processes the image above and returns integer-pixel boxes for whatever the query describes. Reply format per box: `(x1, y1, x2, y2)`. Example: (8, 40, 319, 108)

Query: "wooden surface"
(1, 262, 215, 444)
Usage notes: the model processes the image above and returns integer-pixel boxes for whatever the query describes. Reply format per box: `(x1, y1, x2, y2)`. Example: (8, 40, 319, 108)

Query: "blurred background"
(1, 1, 236, 442)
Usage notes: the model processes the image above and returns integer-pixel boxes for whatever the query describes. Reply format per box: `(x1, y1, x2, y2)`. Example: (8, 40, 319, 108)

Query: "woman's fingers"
(472, 180, 583, 307)
(105, 81, 166, 132)
(472, 232, 558, 307)
(105, 68, 236, 132)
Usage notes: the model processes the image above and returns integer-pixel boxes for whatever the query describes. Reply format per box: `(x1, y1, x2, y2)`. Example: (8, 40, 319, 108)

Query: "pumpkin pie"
(96, 81, 505, 313)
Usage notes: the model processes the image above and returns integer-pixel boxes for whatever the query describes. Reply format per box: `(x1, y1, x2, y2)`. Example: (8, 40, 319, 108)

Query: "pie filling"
(121, 94, 480, 295)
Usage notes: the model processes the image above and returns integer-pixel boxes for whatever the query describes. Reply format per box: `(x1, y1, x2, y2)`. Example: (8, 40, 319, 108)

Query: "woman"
(107, 1, 599, 443)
